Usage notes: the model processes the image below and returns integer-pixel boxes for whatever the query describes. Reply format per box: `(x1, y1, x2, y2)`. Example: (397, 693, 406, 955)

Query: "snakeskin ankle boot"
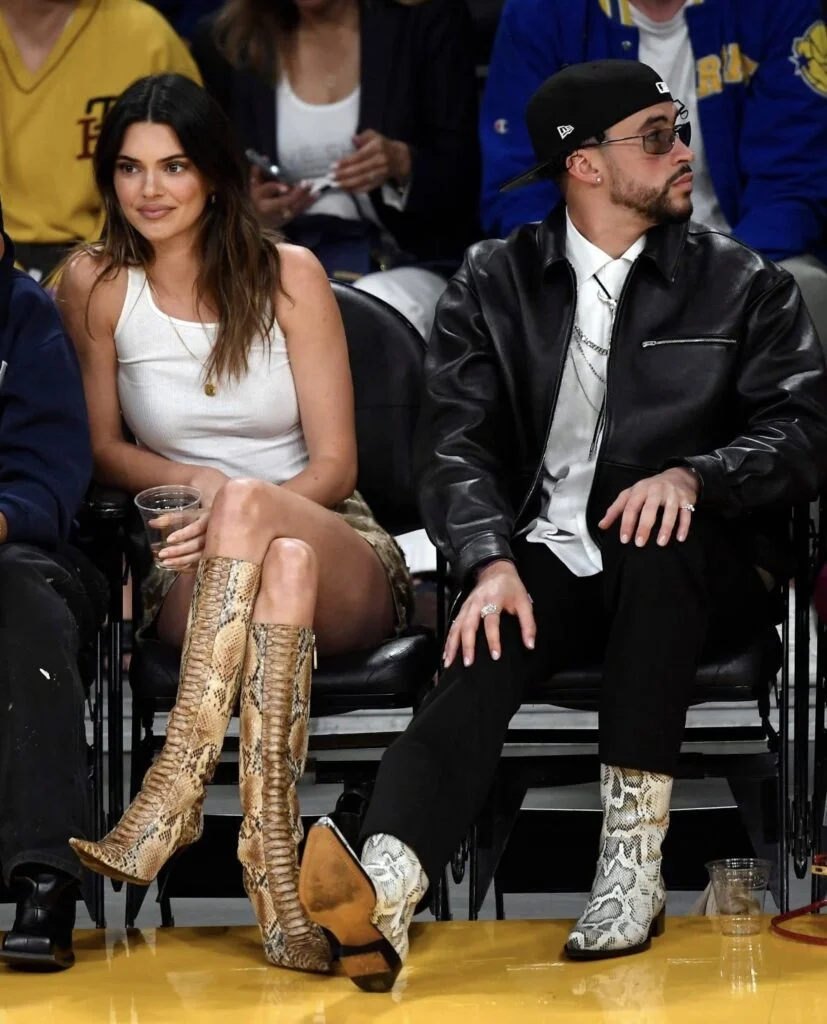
(565, 764, 672, 960)
(237, 623, 331, 973)
(299, 817, 428, 992)
(70, 557, 261, 885)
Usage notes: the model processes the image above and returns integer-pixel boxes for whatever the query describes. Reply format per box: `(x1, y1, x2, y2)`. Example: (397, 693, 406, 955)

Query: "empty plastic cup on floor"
(706, 858, 771, 935)
(134, 485, 201, 570)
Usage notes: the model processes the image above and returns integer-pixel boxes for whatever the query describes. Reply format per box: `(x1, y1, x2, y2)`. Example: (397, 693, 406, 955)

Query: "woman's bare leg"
(157, 479, 395, 654)
(238, 537, 332, 972)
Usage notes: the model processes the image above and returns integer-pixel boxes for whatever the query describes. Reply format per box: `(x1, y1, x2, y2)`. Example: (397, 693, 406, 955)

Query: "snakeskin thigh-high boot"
(237, 623, 331, 973)
(299, 817, 428, 992)
(565, 764, 672, 960)
(70, 557, 261, 885)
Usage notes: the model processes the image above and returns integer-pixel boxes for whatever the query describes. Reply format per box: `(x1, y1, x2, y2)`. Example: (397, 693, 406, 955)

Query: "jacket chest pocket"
(635, 336, 738, 415)
(641, 337, 737, 348)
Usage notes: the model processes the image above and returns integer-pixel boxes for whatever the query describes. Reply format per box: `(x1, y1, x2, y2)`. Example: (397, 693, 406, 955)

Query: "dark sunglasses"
(583, 120, 692, 156)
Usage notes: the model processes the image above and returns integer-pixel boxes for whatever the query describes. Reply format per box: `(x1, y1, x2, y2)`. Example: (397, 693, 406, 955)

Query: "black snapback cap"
(500, 59, 674, 192)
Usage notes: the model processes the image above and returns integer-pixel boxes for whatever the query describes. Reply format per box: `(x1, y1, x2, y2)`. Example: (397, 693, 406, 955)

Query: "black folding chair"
(98, 284, 443, 926)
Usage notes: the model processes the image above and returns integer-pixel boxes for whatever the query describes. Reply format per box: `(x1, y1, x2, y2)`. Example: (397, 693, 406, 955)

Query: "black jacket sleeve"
(682, 271, 827, 511)
(414, 255, 519, 584)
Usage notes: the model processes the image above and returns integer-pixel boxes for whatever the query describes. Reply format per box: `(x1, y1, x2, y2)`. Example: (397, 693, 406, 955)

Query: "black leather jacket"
(415, 207, 827, 586)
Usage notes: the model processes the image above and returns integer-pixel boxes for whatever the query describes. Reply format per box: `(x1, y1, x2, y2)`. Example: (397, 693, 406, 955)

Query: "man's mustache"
(667, 164, 693, 186)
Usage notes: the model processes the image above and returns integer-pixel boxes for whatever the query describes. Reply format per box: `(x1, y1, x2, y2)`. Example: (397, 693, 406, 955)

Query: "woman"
(58, 73, 412, 975)
(190, 0, 480, 337)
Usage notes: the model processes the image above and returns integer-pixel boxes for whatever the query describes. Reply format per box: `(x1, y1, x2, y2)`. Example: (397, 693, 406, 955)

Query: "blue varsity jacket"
(480, 0, 827, 261)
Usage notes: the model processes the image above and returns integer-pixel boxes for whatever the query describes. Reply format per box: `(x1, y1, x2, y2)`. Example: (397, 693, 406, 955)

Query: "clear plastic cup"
(134, 485, 201, 571)
(706, 858, 772, 935)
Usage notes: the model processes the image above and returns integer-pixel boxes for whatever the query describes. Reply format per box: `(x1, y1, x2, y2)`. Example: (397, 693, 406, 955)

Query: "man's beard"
(610, 163, 694, 224)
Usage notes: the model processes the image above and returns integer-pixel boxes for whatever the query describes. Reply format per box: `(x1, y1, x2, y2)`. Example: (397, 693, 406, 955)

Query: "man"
(0, 0, 200, 279)
(479, 0, 827, 335)
(0, 199, 105, 972)
(298, 60, 827, 989)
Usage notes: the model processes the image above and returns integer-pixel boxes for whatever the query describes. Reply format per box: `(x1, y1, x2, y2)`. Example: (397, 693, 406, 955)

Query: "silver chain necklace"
(573, 322, 609, 356)
(573, 331, 607, 385)
(571, 270, 616, 388)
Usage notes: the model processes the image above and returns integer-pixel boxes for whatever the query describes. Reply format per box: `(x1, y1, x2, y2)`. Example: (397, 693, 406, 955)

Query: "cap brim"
(498, 161, 554, 192)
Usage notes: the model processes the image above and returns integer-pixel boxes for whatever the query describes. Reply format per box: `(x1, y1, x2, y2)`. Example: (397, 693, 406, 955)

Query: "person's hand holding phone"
(249, 165, 315, 229)
(332, 130, 411, 194)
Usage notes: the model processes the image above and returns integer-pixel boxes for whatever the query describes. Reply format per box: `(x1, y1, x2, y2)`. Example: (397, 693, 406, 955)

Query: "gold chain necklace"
(146, 278, 218, 397)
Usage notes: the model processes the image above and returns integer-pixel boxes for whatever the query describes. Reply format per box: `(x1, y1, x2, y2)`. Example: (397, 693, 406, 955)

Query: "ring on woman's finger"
(480, 603, 499, 619)
(679, 503, 695, 512)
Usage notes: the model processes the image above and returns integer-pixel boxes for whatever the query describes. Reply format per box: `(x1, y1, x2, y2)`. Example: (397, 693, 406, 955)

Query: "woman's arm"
(275, 245, 358, 507)
(57, 253, 228, 505)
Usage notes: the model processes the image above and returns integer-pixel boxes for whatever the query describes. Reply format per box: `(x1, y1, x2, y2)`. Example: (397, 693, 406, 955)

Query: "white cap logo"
(655, 81, 670, 94)
(557, 124, 574, 140)
(494, 118, 509, 135)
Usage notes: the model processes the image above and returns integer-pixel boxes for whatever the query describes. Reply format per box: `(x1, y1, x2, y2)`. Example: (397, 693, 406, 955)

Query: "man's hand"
(443, 560, 536, 669)
(332, 131, 411, 194)
(598, 467, 700, 547)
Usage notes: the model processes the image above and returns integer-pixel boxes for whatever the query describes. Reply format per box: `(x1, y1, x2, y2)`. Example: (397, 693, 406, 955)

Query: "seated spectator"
(58, 74, 412, 975)
(298, 61, 827, 990)
(480, 0, 827, 336)
(0, 0, 200, 280)
(0, 197, 106, 973)
(190, 0, 480, 337)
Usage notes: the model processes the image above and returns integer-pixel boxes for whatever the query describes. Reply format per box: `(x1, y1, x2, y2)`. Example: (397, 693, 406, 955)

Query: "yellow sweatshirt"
(0, 0, 202, 246)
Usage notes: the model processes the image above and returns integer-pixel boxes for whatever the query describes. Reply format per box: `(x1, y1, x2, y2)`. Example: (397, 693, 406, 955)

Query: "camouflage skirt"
(140, 490, 414, 635)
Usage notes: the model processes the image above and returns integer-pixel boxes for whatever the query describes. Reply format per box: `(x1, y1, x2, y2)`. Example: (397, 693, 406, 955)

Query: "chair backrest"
(331, 281, 425, 536)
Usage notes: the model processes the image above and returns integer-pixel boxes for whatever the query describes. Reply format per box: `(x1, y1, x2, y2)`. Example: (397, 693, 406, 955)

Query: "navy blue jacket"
(0, 270, 92, 546)
(481, 0, 827, 261)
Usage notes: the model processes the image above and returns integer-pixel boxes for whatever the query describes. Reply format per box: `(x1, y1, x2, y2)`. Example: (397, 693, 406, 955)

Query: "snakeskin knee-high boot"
(237, 623, 331, 973)
(565, 764, 672, 961)
(70, 557, 261, 885)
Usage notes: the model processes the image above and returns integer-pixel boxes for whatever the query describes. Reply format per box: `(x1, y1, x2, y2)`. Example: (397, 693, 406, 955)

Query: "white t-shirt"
(630, 3, 731, 233)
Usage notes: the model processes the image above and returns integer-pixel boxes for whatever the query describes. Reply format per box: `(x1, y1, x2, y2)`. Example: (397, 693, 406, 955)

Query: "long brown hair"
(214, 0, 430, 80)
(79, 73, 283, 386)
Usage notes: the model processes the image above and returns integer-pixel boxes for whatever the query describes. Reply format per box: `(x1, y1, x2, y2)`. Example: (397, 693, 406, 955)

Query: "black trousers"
(361, 517, 773, 885)
(0, 544, 106, 886)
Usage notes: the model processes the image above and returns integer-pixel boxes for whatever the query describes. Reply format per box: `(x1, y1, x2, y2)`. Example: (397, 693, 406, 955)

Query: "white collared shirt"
(523, 212, 645, 576)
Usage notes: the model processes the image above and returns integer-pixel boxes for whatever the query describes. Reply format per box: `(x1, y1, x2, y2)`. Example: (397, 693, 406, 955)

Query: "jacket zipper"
(513, 264, 578, 528)
(641, 336, 736, 348)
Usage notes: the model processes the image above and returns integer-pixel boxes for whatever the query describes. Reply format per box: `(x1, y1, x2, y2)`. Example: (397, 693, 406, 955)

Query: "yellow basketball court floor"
(2, 916, 826, 1023)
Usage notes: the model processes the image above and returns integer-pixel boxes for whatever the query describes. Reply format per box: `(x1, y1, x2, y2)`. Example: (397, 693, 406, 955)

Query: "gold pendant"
(204, 382, 216, 397)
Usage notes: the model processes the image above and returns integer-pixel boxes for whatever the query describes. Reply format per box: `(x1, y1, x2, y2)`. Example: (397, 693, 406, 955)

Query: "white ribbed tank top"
(114, 267, 309, 482)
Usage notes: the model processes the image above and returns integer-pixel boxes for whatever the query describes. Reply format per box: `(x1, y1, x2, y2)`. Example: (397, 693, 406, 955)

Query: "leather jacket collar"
(539, 203, 687, 283)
